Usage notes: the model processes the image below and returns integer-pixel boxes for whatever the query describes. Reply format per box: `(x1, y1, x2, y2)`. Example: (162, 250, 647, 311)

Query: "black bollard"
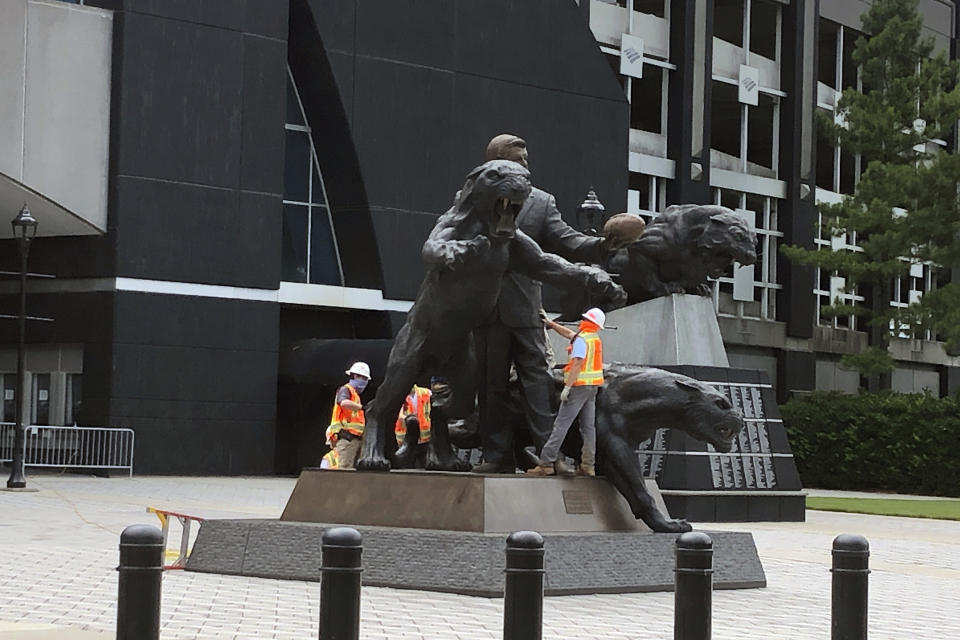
(674, 531, 713, 640)
(319, 527, 363, 640)
(503, 530, 544, 640)
(831, 534, 870, 640)
(116, 524, 163, 640)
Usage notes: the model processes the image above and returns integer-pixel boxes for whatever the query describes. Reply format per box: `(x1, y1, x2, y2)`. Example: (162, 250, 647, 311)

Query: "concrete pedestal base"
(281, 468, 665, 533)
(186, 519, 766, 596)
(186, 469, 766, 595)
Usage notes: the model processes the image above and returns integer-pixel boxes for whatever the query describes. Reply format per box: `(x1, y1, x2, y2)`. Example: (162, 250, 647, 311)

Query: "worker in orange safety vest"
(393, 384, 432, 468)
(324, 361, 371, 469)
(527, 308, 606, 477)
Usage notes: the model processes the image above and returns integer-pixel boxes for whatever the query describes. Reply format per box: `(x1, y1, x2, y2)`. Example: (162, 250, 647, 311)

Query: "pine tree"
(782, 0, 960, 388)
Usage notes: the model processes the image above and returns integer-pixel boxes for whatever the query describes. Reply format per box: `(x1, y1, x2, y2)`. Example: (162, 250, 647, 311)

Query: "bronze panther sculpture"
(356, 160, 627, 472)
(596, 363, 744, 532)
(609, 204, 758, 304)
(531, 362, 743, 531)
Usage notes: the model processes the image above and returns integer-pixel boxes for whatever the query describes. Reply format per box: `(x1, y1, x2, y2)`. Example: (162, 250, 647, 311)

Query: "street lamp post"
(7, 205, 37, 489)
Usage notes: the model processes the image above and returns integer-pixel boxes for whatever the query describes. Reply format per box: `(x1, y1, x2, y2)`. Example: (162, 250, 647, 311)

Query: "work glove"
(560, 386, 572, 403)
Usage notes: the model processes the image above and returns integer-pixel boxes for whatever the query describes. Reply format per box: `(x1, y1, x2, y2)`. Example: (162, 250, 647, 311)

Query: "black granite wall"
(0, 1, 290, 474)
(294, 0, 629, 301)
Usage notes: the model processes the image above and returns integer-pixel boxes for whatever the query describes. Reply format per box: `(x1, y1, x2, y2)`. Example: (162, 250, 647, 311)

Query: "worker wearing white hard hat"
(581, 307, 605, 330)
(345, 361, 371, 378)
(530, 308, 607, 477)
(324, 361, 372, 469)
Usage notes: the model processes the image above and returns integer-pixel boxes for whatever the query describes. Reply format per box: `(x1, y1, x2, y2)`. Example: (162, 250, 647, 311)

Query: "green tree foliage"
(781, 0, 960, 379)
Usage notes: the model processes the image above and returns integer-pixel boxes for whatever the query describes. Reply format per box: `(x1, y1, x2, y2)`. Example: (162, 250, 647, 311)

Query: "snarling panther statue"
(356, 160, 627, 472)
(609, 204, 758, 304)
(597, 363, 744, 533)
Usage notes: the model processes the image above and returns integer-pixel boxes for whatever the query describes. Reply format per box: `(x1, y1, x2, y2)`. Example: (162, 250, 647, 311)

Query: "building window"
(749, 0, 780, 61)
(600, 6, 673, 151)
(711, 81, 742, 159)
(628, 174, 668, 217)
(630, 65, 666, 134)
(711, 79, 780, 177)
(714, 0, 780, 62)
(65, 374, 82, 426)
(714, 0, 745, 47)
(815, 20, 864, 195)
(31, 373, 50, 426)
(1, 373, 16, 424)
(710, 189, 782, 321)
(746, 93, 777, 171)
(635, 0, 666, 18)
(282, 67, 343, 286)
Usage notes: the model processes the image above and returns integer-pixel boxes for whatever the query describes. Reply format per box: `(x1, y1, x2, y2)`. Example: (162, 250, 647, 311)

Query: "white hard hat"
(581, 308, 606, 330)
(345, 361, 371, 379)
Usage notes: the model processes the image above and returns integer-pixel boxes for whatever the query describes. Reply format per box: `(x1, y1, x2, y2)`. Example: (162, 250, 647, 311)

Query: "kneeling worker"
(324, 361, 371, 470)
(528, 308, 606, 476)
(393, 383, 433, 468)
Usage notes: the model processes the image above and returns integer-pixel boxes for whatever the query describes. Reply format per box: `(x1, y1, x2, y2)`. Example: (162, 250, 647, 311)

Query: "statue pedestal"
(279, 468, 663, 533)
(186, 470, 766, 596)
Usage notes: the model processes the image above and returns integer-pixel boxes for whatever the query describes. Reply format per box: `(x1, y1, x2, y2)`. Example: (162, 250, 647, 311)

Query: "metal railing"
(0, 422, 135, 476)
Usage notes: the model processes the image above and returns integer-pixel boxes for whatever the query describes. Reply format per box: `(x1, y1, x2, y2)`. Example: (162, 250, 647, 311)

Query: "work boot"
(472, 460, 515, 474)
(554, 459, 576, 476)
(526, 464, 555, 476)
(577, 463, 596, 477)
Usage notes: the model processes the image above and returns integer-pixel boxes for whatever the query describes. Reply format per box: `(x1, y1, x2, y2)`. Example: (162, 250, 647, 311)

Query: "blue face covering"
(349, 377, 368, 393)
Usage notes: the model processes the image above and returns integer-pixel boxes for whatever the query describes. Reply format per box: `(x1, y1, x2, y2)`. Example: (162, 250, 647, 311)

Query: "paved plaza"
(0, 472, 958, 639)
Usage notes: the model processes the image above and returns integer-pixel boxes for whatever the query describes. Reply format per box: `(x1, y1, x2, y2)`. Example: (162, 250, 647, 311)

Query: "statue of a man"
(473, 134, 621, 473)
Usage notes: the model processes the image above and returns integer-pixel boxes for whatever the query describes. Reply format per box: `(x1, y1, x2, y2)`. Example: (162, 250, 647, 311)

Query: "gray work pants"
(539, 385, 598, 466)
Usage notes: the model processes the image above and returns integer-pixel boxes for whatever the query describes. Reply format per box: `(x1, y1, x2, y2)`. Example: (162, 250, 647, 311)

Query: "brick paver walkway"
(1, 473, 958, 639)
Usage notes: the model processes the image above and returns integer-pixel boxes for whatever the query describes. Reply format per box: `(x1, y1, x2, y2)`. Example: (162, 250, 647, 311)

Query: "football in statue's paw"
(603, 212, 647, 249)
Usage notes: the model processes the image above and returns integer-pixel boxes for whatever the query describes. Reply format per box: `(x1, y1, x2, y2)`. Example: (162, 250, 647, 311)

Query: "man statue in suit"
(472, 134, 620, 473)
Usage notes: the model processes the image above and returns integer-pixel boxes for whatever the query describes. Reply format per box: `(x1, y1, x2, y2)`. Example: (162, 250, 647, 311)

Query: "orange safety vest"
(564, 331, 604, 386)
(395, 386, 432, 445)
(329, 384, 365, 438)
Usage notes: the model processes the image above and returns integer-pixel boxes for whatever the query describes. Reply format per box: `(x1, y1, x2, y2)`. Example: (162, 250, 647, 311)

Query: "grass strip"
(807, 496, 960, 521)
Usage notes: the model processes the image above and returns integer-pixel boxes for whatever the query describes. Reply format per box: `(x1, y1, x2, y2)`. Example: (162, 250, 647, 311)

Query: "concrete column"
(666, 0, 713, 205)
(776, 0, 819, 339)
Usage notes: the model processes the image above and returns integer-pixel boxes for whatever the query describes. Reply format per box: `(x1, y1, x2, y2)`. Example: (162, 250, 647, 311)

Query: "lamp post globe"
(576, 187, 605, 234)
(7, 204, 37, 489)
(12, 205, 38, 242)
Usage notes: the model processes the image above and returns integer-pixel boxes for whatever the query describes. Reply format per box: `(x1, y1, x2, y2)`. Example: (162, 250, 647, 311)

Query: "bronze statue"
(473, 134, 627, 474)
(596, 363, 744, 532)
(356, 160, 627, 472)
(609, 204, 757, 303)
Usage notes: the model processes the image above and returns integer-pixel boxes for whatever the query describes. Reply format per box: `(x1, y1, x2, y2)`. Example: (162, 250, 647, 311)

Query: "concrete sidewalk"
(1, 472, 958, 639)
(0, 622, 111, 639)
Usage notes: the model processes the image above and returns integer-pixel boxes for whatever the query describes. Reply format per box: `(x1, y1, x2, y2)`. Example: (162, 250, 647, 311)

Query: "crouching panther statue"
(534, 362, 743, 531)
(356, 159, 627, 472)
(596, 364, 744, 533)
(609, 204, 758, 304)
